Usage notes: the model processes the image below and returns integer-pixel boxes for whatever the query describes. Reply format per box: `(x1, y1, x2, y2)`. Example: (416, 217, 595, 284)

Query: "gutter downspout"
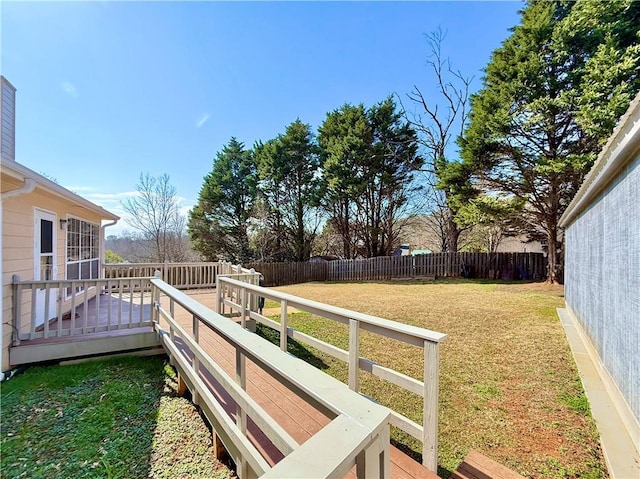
(1, 178, 37, 380)
(100, 219, 119, 278)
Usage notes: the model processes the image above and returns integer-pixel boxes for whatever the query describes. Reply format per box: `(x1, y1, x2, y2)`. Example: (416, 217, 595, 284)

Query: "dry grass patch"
(262, 279, 605, 479)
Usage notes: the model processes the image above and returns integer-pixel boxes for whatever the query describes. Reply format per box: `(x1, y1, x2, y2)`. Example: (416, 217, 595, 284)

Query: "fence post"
(422, 340, 439, 472)
(249, 268, 257, 312)
(192, 313, 201, 405)
(152, 271, 163, 324)
(215, 275, 222, 315)
(241, 286, 247, 329)
(349, 319, 360, 391)
(235, 347, 247, 474)
(356, 425, 390, 479)
(280, 300, 288, 352)
(11, 274, 21, 345)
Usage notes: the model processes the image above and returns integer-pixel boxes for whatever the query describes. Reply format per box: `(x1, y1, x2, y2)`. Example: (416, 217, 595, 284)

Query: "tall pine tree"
(188, 138, 258, 262)
(460, 0, 640, 283)
(318, 97, 422, 258)
(255, 120, 322, 262)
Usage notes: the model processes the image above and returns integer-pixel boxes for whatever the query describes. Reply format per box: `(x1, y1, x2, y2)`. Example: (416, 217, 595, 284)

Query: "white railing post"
(280, 299, 288, 352)
(169, 298, 175, 342)
(193, 313, 201, 405)
(153, 271, 162, 325)
(356, 425, 390, 479)
(241, 286, 247, 329)
(235, 346, 248, 477)
(11, 274, 21, 345)
(249, 268, 257, 312)
(215, 274, 221, 314)
(349, 319, 360, 391)
(422, 340, 439, 471)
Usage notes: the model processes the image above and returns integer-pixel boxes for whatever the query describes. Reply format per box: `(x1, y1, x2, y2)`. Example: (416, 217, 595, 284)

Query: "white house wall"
(564, 153, 640, 425)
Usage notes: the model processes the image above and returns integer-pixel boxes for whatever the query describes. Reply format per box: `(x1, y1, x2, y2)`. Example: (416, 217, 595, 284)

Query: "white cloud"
(60, 81, 78, 97)
(75, 189, 195, 237)
(83, 191, 140, 201)
(195, 113, 210, 128)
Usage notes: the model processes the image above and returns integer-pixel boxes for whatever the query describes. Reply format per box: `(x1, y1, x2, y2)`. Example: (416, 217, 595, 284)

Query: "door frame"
(33, 208, 58, 325)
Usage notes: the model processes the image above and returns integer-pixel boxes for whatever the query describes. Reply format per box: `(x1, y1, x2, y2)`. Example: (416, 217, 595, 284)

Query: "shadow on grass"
(321, 278, 547, 286)
(1, 356, 167, 478)
(255, 323, 330, 371)
(0, 356, 233, 479)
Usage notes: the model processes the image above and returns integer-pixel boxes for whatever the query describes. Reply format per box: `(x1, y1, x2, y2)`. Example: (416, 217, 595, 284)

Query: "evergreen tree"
(365, 97, 423, 256)
(188, 138, 257, 262)
(255, 120, 322, 262)
(460, 0, 640, 283)
(318, 103, 371, 258)
(318, 97, 422, 257)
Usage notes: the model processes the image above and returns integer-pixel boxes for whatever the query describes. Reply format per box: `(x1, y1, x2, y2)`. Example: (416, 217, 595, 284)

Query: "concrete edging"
(557, 307, 639, 479)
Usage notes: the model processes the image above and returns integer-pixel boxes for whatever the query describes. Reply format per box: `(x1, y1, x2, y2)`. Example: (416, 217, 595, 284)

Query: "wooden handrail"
(217, 275, 446, 472)
(103, 262, 220, 290)
(11, 276, 154, 342)
(150, 278, 392, 479)
(218, 276, 446, 344)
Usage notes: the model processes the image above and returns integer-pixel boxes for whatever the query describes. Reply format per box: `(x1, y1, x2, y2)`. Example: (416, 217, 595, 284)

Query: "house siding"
(1, 77, 16, 161)
(1, 185, 106, 371)
(564, 152, 640, 425)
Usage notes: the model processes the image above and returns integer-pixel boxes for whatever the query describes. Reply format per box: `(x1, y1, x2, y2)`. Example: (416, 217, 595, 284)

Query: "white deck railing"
(104, 262, 220, 289)
(11, 275, 154, 343)
(151, 278, 392, 479)
(216, 275, 447, 473)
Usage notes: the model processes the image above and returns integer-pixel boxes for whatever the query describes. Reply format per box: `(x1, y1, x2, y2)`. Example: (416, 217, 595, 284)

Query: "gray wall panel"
(565, 153, 640, 424)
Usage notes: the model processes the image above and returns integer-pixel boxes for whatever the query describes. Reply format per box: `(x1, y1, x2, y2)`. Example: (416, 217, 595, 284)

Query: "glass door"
(34, 209, 57, 325)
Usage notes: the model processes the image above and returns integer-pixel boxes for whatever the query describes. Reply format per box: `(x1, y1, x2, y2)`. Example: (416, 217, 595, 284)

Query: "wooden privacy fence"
(248, 252, 547, 287)
(104, 262, 219, 289)
(217, 275, 447, 472)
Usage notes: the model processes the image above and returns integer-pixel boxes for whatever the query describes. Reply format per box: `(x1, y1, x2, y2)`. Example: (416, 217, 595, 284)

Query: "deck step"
(452, 450, 525, 479)
(9, 328, 161, 366)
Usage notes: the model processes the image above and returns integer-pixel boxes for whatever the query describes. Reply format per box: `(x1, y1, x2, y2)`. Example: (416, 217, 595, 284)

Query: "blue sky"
(1, 1, 522, 236)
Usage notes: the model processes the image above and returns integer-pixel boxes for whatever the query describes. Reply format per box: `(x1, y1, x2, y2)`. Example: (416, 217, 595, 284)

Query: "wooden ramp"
(169, 302, 440, 479)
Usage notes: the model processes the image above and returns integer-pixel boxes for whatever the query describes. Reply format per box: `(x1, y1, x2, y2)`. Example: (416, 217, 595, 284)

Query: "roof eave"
(1, 158, 120, 221)
(559, 93, 640, 228)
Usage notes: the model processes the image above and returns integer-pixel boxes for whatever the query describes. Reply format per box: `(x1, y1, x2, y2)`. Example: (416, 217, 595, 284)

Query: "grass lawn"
(0, 356, 234, 479)
(259, 279, 606, 479)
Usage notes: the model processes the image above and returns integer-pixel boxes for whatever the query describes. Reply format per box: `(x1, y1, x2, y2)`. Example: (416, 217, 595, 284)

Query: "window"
(66, 217, 100, 296)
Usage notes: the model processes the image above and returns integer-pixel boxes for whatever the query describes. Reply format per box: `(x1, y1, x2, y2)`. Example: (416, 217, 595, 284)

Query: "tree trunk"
(546, 227, 562, 284)
(295, 200, 305, 262)
(446, 208, 460, 253)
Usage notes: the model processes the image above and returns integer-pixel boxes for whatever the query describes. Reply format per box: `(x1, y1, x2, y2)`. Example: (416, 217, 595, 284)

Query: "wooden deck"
(10, 291, 160, 366)
(10, 287, 439, 478)
(168, 290, 440, 479)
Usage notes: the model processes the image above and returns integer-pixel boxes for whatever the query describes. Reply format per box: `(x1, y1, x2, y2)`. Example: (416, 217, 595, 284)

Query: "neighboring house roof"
(560, 92, 640, 228)
(1, 158, 119, 221)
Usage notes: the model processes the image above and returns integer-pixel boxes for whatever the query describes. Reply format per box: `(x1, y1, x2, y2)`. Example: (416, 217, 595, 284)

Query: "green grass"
(258, 280, 607, 479)
(0, 356, 234, 479)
